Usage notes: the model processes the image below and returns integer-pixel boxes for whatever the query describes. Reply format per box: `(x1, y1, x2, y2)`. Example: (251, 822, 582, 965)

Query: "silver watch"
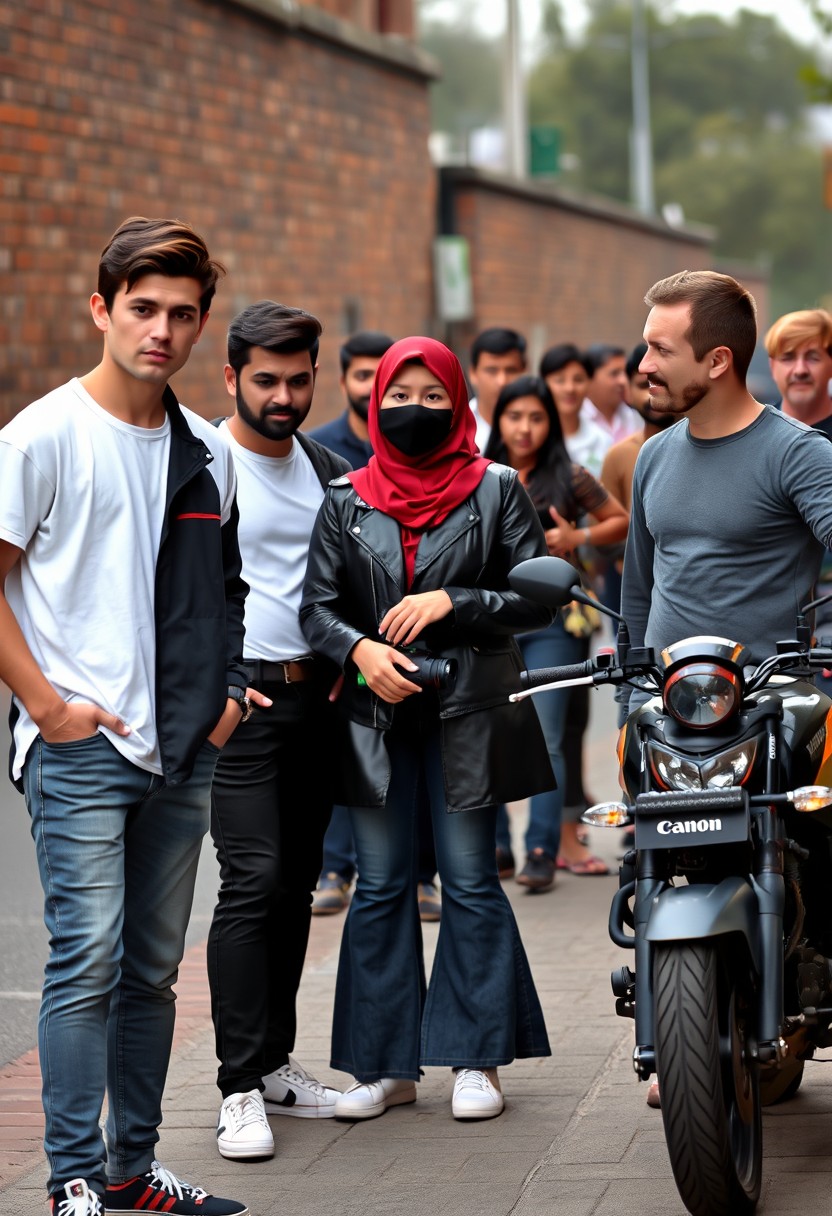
(227, 685, 253, 723)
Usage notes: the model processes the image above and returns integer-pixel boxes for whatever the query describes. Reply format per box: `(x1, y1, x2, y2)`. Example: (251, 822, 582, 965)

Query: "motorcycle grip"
(520, 661, 595, 689)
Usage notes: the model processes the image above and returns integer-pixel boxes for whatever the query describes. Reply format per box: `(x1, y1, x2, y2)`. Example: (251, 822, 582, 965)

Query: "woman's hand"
(379, 590, 453, 646)
(351, 638, 422, 703)
(544, 506, 580, 558)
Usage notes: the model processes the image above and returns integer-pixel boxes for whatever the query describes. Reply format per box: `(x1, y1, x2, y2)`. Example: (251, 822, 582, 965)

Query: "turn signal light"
(581, 801, 632, 827)
(788, 785, 832, 813)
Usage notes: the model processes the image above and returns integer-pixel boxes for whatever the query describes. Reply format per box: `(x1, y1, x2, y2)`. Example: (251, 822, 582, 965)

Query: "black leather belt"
(244, 657, 317, 684)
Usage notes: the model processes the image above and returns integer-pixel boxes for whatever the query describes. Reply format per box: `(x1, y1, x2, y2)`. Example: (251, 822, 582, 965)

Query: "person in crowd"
(582, 343, 641, 445)
(540, 343, 609, 477)
(208, 302, 350, 1161)
(767, 309, 832, 688)
(0, 217, 251, 1216)
(485, 377, 628, 889)
(766, 308, 832, 433)
(300, 336, 553, 1122)
(308, 330, 442, 923)
(601, 342, 677, 515)
(537, 343, 611, 841)
(308, 329, 393, 470)
(468, 326, 527, 451)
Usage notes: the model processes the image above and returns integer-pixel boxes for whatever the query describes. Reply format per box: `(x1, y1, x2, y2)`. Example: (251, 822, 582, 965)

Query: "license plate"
(635, 788, 750, 850)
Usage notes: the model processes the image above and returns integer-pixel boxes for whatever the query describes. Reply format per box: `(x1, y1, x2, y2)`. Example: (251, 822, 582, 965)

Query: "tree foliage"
(419, 1, 832, 314)
(526, 3, 832, 313)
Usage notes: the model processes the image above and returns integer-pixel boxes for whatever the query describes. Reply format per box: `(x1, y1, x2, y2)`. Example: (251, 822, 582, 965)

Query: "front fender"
(644, 876, 760, 971)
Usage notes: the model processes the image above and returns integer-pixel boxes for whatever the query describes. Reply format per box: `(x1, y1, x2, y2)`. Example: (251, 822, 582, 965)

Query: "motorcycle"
(508, 555, 832, 1216)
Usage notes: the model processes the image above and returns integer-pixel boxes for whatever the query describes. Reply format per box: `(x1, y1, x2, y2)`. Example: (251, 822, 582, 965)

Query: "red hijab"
(348, 337, 491, 585)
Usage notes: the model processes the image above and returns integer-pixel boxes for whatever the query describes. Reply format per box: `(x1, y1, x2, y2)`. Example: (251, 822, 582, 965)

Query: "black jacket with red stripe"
(142, 387, 249, 787)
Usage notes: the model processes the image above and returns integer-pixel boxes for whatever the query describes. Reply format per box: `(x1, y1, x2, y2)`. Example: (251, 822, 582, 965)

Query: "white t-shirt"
(217, 424, 324, 661)
(0, 378, 237, 780)
(469, 398, 492, 454)
(563, 413, 613, 479)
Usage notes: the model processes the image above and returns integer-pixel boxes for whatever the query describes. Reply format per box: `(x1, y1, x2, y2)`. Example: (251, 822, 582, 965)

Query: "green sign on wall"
(529, 126, 560, 177)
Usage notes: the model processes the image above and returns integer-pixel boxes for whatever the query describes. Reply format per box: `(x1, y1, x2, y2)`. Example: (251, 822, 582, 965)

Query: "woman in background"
(485, 375, 628, 889)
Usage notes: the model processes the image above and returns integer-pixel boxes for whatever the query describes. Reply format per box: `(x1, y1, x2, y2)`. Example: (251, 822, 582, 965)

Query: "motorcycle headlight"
(649, 745, 703, 791)
(700, 739, 757, 789)
(664, 662, 742, 729)
(648, 739, 758, 792)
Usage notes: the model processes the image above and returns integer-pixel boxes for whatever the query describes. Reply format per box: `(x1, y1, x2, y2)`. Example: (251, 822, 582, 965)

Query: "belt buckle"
(282, 661, 294, 684)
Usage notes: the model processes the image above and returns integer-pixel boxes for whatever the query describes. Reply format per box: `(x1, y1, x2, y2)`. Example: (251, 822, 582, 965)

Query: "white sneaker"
(51, 1180, 103, 1216)
(262, 1056, 341, 1118)
(334, 1077, 417, 1120)
(451, 1068, 504, 1120)
(217, 1089, 275, 1159)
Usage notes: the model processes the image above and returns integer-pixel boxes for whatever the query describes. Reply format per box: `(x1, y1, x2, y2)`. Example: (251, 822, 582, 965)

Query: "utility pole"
(503, 0, 526, 178)
(631, 0, 655, 215)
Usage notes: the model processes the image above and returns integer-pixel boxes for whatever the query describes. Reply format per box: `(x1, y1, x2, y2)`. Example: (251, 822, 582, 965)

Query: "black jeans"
(207, 674, 334, 1098)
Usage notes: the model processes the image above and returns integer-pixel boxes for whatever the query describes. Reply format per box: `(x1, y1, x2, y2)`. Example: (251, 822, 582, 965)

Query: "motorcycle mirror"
(509, 556, 579, 607)
(788, 785, 832, 812)
(581, 801, 632, 827)
(510, 556, 625, 623)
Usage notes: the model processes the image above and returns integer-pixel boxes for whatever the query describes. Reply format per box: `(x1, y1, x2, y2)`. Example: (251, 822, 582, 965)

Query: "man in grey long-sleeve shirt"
(622, 269, 832, 666)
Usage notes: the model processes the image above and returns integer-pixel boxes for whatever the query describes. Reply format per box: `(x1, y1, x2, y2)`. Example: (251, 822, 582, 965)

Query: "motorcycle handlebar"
(520, 661, 596, 689)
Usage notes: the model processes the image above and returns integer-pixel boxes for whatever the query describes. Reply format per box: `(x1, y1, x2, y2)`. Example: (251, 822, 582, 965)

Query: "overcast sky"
(421, 1, 826, 48)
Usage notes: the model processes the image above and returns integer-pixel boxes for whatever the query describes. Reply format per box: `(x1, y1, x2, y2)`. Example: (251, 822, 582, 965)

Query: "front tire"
(653, 941, 761, 1216)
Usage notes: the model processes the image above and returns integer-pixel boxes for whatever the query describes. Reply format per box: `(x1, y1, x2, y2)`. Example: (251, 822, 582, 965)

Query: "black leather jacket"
(300, 463, 555, 812)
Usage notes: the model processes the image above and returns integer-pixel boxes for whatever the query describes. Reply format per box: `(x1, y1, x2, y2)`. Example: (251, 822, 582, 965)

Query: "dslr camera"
(394, 646, 457, 691)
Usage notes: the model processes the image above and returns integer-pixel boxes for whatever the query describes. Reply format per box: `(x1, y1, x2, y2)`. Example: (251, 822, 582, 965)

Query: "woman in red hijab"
(301, 337, 553, 1121)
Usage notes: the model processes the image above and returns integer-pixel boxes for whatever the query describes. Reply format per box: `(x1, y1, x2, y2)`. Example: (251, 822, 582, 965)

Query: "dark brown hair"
(226, 300, 322, 373)
(644, 269, 757, 382)
(97, 216, 225, 317)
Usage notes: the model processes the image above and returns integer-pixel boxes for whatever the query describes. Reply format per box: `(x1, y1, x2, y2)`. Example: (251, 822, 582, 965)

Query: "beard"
(647, 376, 708, 418)
(633, 400, 679, 429)
(236, 384, 306, 441)
(347, 391, 371, 422)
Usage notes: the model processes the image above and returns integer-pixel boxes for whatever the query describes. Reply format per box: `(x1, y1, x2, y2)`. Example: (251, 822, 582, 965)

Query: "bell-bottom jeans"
(331, 698, 550, 1081)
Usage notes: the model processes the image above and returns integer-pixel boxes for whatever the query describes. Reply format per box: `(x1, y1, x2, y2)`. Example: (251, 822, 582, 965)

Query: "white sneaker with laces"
(216, 1089, 275, 1159)
(51, 1180, 104, 1216)
(262, 1056, 341, 1118)
(334, 1077, 417, 1120)
(451, 1068, 504, 1120)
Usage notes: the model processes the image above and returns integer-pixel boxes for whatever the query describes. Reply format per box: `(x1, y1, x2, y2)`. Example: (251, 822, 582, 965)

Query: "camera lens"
(393, 653, 458, 691)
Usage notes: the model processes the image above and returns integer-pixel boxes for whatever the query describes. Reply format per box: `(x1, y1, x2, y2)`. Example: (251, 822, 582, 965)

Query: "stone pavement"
(4, 694, 832, 1214)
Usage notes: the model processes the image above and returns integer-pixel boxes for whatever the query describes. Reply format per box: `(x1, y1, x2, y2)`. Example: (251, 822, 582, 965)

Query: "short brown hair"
(97, 216, 225, 317)
(644, 269, 757, 382)
(764, 309, 832, 359)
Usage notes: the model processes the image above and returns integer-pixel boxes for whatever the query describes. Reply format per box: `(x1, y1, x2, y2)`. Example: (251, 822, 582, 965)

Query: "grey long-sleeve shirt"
(621, 405, 832, 665)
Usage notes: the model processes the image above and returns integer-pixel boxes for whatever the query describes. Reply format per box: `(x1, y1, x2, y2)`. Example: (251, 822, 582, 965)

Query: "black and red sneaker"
(51, 1179, 104, 1216)
(104, 1160, 248, 1215)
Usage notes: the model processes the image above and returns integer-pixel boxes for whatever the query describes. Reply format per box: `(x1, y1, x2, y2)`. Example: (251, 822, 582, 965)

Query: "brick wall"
(442, 169, 715, 370)
(0, 0, 433, 424)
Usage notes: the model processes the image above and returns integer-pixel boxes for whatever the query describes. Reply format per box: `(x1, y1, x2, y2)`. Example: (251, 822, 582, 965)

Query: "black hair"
(539, 342, 592, 379)
(227, 300, 322, 373)
(626, 342, 648, 380)
(470, 327, 527, 368)
(585, 343, 625, 376)
(339, 330, 395, 374)
(483, 374, 574, 516)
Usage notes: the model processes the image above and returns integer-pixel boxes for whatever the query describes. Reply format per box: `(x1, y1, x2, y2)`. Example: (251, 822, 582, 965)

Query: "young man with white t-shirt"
(0, 218, 256, 1216)
(208, 302, 350, 1161)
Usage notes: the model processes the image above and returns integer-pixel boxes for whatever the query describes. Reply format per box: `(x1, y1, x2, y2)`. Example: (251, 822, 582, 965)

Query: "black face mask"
(378, 405, 453, 457)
